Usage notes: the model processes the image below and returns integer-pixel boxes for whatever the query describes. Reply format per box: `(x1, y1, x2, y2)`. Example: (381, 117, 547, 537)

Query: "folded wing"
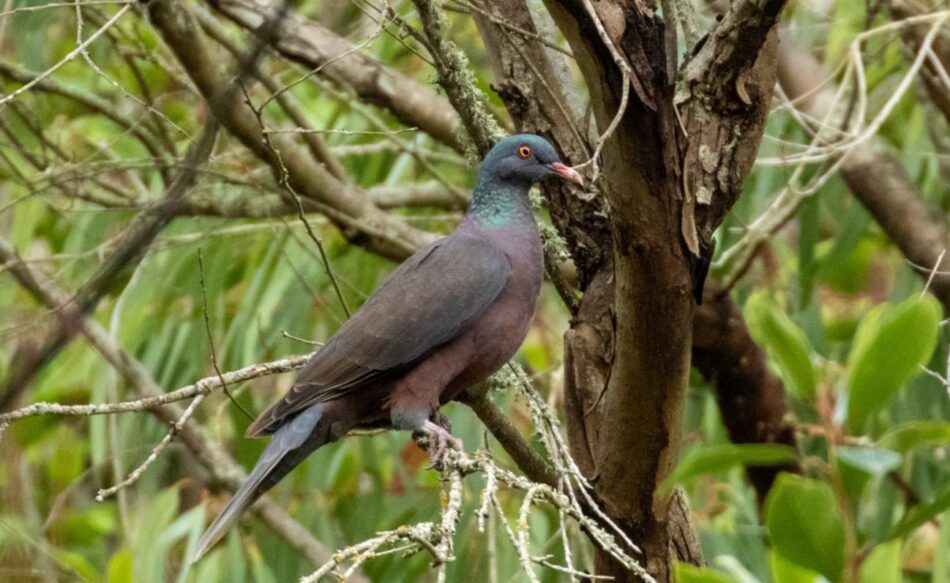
(246, 234, 510, 436)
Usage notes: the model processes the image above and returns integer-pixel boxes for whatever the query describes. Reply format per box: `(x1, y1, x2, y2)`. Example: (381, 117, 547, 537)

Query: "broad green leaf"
(769, 551, 824, 583)
(107, 549, 133, 583)
(859, 540, 901, 583)
(675, 563, 737, 583)
(744, 292, 817, 400)
(766, 474, 845, 581)
(835, 446, 902, 476)
(836, 446, 902, 500)
(663, 444, 798, 491)
(845, 296, 942, 431)
(878, 420, 950, 453)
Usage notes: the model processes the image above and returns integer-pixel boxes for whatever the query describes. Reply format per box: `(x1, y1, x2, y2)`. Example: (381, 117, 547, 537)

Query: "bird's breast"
(440, 233, 544, 399)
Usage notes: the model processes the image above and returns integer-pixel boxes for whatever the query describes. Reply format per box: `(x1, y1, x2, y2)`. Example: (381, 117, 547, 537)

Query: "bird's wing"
(246, 234, 511, 437)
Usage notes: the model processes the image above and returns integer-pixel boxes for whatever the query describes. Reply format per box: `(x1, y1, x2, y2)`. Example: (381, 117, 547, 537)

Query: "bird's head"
(479, 134, 583, 188)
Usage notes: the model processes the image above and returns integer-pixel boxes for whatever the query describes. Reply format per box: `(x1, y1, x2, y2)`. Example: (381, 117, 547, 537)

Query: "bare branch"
(210, 0, 464, 151)
(777, 35, 950, 309)
(148, 0, 431, 261)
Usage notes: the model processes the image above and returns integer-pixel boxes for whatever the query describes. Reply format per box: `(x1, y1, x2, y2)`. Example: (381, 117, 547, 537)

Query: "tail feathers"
(192, 404, 326, 562)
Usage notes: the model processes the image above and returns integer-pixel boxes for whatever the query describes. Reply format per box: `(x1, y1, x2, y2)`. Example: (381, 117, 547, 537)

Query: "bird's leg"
(412, 420, 463, 470)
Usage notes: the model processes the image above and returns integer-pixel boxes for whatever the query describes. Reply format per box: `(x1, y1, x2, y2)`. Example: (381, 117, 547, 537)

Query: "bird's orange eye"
(518, 145, 532, 159)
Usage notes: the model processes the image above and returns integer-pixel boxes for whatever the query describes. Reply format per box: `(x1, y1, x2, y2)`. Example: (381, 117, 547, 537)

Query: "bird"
(193, 134, 583, 560)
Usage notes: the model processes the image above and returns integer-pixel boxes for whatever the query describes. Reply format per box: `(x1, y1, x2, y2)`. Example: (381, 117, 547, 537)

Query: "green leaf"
(889, 483, 950, 540)
(663, 444, 798, 491)
(836, 446, 902, 476)
(878, 420, 950, 453)
(107, 549, 133, 583)
(769, 551, 824, 583)
(835, 446, 902, 499)
(845, 296, 942, 431)
(744, 291, 817, 400)
(766, 474, 846, 581)
(674, 563, 737, 583)
(714, 556, 764, 583)
(859, 540, 901, 583)
(816, 237, 877, 294)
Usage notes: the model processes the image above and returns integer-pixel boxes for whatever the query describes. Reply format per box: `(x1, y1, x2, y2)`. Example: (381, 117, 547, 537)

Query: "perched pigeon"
(193, 134, 582, 559)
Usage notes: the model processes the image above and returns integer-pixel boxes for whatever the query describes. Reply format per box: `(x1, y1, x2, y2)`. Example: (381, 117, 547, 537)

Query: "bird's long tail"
(192, 404, 328, 561)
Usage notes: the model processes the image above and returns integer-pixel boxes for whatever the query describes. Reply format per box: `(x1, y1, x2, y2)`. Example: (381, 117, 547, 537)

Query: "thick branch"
(692, 284, 799, 501)
(209, 0, 464, 151)
(147, 0, 430, 261)
(891, 0, 950, 123)
(464, 393, 560, 487)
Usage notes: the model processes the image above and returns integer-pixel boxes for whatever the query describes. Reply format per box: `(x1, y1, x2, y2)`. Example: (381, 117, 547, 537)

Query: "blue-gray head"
(469, 134, 582, 226)
(477, 134, 583, 189)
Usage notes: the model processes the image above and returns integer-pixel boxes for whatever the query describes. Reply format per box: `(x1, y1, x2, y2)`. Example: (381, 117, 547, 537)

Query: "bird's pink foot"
(415, 420, 462, 470)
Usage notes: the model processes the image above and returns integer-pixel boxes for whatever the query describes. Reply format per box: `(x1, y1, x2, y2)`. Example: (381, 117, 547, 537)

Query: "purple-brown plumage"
(193, 134, 582, 560)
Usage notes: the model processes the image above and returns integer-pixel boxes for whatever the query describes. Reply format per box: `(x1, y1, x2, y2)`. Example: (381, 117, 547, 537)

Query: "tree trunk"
(477, 0, 788, 579)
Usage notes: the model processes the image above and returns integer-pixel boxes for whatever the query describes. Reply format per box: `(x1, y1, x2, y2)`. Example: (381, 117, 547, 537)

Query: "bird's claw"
(415, 420, 462, 471)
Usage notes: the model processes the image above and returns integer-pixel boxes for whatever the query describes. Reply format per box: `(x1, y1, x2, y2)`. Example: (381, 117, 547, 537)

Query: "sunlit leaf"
(744, 291, 817, 400)
(858, 540, 901, 583)
(845, 296, 942, 431)
(107, 548, 133, 583)
(769, 551, 824, 583)
(835, 446, 902, 499)
(835, 446, 902, 476)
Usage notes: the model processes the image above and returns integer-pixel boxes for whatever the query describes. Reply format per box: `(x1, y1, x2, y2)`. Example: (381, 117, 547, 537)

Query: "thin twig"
(198, 248, 254, 420)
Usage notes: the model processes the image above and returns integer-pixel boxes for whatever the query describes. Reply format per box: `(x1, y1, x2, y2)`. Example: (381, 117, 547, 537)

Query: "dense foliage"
(0, 1, 948, 582)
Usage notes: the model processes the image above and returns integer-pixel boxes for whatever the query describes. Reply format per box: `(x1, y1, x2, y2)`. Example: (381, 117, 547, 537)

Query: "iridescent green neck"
(468, 174, 533, 228)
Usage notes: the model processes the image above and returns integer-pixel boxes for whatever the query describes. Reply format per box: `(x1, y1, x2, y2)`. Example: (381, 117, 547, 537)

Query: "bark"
(477, 0, 787, 579)
(777, 38, 950, 310)
(891, 0, 950, 124)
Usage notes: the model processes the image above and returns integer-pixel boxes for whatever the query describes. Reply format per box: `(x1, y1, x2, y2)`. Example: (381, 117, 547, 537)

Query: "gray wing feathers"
(246, 235, 510, 436)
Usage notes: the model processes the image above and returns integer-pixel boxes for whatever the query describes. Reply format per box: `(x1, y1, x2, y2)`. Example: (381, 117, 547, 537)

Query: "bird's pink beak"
(547, 162, 584, 187)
